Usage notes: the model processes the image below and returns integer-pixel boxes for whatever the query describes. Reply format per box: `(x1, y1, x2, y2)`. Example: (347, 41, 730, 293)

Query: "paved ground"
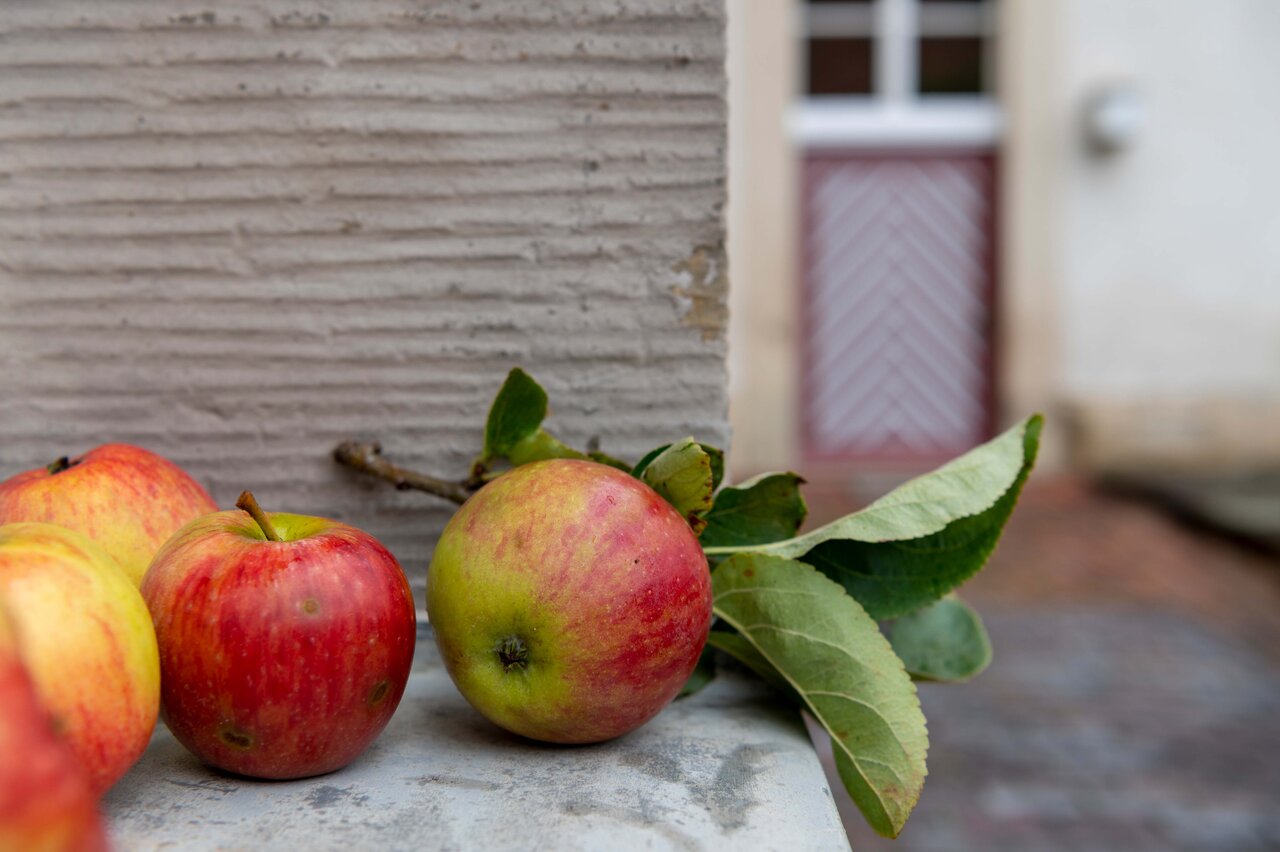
(805, 477, 1280, 851)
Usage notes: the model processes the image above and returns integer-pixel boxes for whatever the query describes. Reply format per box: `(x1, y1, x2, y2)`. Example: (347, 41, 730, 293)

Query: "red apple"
(0, 601, 108, 852)
(141, 492, 417, 780)
(426, 459, 712, 743)
(0, 444, 218, 587)
(0, 523, 160, 794)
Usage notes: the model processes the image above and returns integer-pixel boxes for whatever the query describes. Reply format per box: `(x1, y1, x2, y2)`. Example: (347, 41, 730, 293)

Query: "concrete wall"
(0, 0, 729, 591)
(1043, 0, 1280, 467)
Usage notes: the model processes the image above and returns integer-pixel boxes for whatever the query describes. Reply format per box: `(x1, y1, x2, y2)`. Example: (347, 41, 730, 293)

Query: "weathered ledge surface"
(104, 625, 848, 851)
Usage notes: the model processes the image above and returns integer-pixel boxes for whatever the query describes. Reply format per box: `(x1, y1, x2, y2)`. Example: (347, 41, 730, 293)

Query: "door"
(797, 0, 999, 463)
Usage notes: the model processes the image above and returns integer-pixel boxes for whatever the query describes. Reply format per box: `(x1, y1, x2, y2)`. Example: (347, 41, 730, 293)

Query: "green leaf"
(677, 646, 717, 698)
(633, 442, 724, 491)
(707, 630, 799, 702)
(711, 554, 928, 839)
(640, 438, 715, 531)
(630, 444, 668, 479)
(705, 445, 725, 492)
(705, 415, 1043, 619)
(507, 429, 587, 466)
(481, 369, 548, 462)
(700, 472, 808, 549)
(587, 450, 632, 472)
(889, 597, 992, 683)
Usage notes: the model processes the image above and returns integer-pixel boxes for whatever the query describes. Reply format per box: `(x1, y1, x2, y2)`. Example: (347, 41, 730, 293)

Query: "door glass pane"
(918, 37, 986, 95)
(807, 37, 874, 95)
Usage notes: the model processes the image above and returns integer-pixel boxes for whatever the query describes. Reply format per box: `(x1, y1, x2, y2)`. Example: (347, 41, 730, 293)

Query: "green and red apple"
(0, 601, 108, 852)
(142, 493, 417, 779)
(0, 444, 217, 587)
(427, 459, 712, 743)
(0, 522, 160, 794)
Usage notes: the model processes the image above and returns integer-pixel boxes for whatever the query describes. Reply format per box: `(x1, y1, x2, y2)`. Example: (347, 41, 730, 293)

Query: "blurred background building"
(726, 3, 1280, 848)
(728, 0, 1280, 480)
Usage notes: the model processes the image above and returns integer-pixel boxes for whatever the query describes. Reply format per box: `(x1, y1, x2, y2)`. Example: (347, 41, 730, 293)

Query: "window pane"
(918, 37, 986, 95)
(807, 37, 874, 95)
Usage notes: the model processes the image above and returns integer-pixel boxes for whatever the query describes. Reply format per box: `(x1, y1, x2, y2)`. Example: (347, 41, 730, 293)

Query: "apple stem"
(46, 456, 74, 475)
(236, 491, 283, 543)
(332, 441, 479, 505)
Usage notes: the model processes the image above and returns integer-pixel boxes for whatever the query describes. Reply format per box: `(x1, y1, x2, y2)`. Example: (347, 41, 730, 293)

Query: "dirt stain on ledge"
(561, 800, 699, 851)
(304, 784, 368, 810)
(414, 774, 502, 793)
(620, 749, 683, 784)
(694, 743, 780, 832)
(671, 244, 728, 343)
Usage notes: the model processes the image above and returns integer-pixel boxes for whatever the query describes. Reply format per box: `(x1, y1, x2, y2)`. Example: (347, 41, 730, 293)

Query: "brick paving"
(806, 478, 1280, 851)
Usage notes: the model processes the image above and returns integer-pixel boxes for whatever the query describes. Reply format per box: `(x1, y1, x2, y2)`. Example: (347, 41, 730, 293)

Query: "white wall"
(1056, 0, 1280, 401)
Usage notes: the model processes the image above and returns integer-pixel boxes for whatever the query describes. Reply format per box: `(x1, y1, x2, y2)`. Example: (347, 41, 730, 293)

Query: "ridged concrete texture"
(0, 0, 730, 594)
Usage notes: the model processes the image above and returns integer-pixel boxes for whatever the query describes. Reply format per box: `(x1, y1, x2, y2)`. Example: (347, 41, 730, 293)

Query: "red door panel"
(801, 152, 996, 463)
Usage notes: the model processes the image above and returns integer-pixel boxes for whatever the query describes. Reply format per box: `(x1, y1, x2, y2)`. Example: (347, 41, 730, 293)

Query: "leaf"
(587, 450, 632, 472)
(480, 370, 626, 468)
(677, 646, 717, 698)
(700, 472, 808, 549)
(704, 445, 725, 493)
(632, 442, 724, 491)
(889, 597, 992, 683)
(707, 631, 799, 702)
(705, 415, 1043, 619)
(506, 429, 587, 466)
(481, 368, 548, 462)
(640, 438, 714, 532)
(711, 554, 928, 838)
(708, 416, 1038, 556)
(630, 445, 668, 479)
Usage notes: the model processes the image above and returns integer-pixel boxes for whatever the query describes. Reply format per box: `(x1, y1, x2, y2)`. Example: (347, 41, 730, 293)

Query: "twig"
(332, 441, 478, 505)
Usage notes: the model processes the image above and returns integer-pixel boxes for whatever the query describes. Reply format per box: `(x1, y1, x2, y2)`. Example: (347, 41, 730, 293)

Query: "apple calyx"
(45, 456, 78, 475)
(235, 491, 284, 543)
(497, 636, 529, 673)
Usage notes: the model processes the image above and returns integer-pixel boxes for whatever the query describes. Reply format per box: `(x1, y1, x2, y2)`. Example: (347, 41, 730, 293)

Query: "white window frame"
(794, 0, 1001, 148)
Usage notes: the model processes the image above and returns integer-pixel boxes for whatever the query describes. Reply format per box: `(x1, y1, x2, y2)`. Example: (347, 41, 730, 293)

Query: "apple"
(0, 601, 108, 852)
(141, 492, 417, 780)
(0, 522, 160, 794)
(0, 443, 218, 587)
(426, 459, 712, 744)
